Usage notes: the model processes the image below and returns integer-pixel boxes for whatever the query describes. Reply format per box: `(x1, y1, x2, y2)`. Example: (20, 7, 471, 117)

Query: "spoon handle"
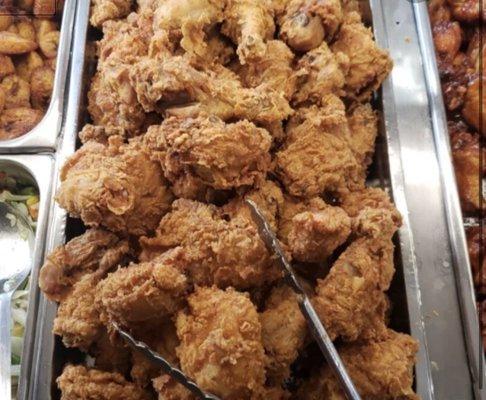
(0, 292, 11, 400)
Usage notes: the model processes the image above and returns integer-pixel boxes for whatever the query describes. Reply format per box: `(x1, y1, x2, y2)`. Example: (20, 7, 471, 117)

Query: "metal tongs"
(113, 322, 221, 400)
(245, 200, 362, 400)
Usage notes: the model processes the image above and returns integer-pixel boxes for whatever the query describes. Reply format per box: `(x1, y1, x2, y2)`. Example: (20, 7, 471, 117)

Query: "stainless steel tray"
(0, 0, 76, 153)
(24, 0, 482, 399)
(0, 154, 54, 399)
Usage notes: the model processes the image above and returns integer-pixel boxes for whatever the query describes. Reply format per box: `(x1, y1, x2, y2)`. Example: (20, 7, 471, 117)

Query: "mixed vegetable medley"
(0, 171, 38, 388)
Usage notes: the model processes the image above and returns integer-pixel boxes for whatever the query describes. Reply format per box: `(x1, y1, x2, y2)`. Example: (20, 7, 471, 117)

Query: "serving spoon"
(0, 202, 35, 399)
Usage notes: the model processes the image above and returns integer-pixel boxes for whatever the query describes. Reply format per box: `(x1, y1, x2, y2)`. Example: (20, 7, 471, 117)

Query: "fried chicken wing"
(57, 364, 151, 400)
(53, 274, 104, 351)
(130, 55, 292, 126)
(313, 207, 399, 341)
(90, 0, 133, 28)
(39, 228, 129, 302)
(450, 127, 485, 212)
(152, 0, 224, 59)
(143, 116, 272, 199)
(175, 286, 266, 399)
(276, 96, 364, 198)
(57, 136, 173, 236)
(331, 12, 392, 101)
(293, 41, 349, 105)
(97, 248, 188, 327)
(140, 199, 282, 289)
(297, 330, 418, 400)
(278, 196, 351, 263)
(222, 0, 275, 64)
(260, 285, 307, 384)
(277, 0, 343, 52)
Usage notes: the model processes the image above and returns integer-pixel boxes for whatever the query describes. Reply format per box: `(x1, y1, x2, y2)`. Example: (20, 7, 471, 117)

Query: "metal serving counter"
(13, 0, 486, 399)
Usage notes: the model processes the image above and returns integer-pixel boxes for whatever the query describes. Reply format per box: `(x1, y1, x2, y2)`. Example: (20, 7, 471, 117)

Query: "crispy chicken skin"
(97, 248, 188, 327)
(260, 285, 307, 384)
(175, 286, 266, 399)
(313, 207, 399, 342)
(279, 196, 351, 263)
(140, 199, 282, 289)
(57, 364, 151, 400)
(152, 0, 225, 59)
(235, 40, 297, 100)
(57, 136, 173, 236)
(39, 228, 129, 302)
(450, 128, 485, 212)
(331, 12, 392, 101)
(143, 116, 272, 199)
(130, 55, 292, 126)
(222, 0, 275, 64)
(293, 41, 349, 104)
(53, 274, 104, 351)
(276, 96, 364, 198)
(297, 330, 418, 400)
(90, 0, 133, 28)
(277, 0, 343, 52)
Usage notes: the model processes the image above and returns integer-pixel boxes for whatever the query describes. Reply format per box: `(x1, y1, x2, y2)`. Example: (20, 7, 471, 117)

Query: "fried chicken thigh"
(90, 0, 133, 28)
(39, 228, 129, 302)
(97, 248, 188, 327)
(140, 199, 282, 289)
(331, 12, 392, 101)
(143, 116, 272, 199)
(57, 364, 151, 400)
(276, 96, 364, 198)
(175, 286, 266, 399)
(130, 55, 292, 126)
(297, 330, 418, 400)
(57, 136, 173, 236)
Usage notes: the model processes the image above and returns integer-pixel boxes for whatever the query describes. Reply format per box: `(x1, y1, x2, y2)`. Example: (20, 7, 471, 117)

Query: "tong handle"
(299, 297, 362, 400)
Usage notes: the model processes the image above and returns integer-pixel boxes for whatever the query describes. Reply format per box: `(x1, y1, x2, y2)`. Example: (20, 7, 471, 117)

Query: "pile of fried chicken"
(39, 0, 418, 399)
(429, 0, 486, 346)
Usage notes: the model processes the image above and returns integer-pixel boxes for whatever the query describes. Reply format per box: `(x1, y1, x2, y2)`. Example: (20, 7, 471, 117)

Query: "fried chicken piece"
(297, 330, 418, 400)
(446, 0, 486, 23)
(235, 40, 297, 100)
(331, 12, 392, 101)
(175, 286, 266, 399)
(339, 187, 402, 227)
(88, 66, 146, 138)
(277, 0, 343, 52)
(39, 228, 129, 302)
(152, 0, 225, 59)
(140, 199, 282, 289)
(130, 55, 292, 126)
(222, 0, 275, 64)
(347, 102, 379, 168)
(462, 75, 486, 135)
(466, 225, 486, 294)
(223, 179, 285, 232)
(260, 285, 307, 384)
(276, 96, 364, 198)
(450, 128, 485, 212)
(278, 196, 351, 263)
(143, 116, 272, 199)
(53, 274, 104, 351)
(293, 41, 349, 105)
(57, 136, 173, 236)
(97, 248, 188, 327)
(153, 375, 195, 400)
(467, 28, 486, 73)
(0, 107, 42, 140)
(313, 207, 399, 341)
(130, 320, 180, 387)
(90, 0, 133, 28)
(57, 364, 151, 400)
